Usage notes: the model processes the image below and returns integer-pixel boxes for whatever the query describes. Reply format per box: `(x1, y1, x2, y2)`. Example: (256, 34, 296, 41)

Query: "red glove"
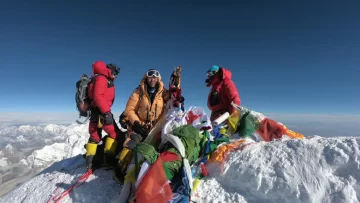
(172, 96, 185, 111)
(169, 86, 182, 100)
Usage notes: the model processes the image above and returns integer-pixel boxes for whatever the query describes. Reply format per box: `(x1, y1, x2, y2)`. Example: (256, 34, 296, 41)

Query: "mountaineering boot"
(86, 142, 98, 170)
(112, 148, 133, 184)
(103, 137, 118, 169)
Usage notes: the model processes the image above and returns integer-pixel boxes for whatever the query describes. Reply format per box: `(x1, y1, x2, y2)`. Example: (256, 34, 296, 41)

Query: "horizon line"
(0, 111, 359, 116)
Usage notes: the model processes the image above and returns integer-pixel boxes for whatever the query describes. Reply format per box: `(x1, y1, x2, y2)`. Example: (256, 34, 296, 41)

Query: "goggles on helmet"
(146, 69, 160, 78)
(207, 70, 218, 77)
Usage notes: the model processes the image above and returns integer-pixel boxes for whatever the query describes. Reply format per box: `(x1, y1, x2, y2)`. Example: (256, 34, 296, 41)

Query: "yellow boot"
(85, 143, 97, 170)
(112, 148, 133, 184)
(103, 137, 118, 169)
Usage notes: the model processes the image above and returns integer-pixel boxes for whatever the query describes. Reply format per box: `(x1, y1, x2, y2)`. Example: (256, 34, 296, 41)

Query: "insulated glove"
(178, 96, 185, 103)
(124, 140, 136, 150)
(124, 133, 143, 150)
(119, 112, 128, 129)
(173, 96, 185, 108)
(132, 121, 148, 138)
(169, 85, 177, 93)
(130, 133, 143, 143)
(103, 112, 113, 125)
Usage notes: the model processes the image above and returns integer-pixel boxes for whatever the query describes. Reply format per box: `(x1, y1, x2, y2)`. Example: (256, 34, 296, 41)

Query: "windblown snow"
(1, 122, 360, 203)
(197, 136, 360, 203)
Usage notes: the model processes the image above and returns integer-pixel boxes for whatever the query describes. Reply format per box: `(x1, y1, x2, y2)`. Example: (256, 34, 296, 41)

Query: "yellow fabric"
(227, 111, 241, 135)
(199, 132, 203, 139)
(193, 178, 201, 191)
(220, 127, 228, 136)
(86, 143, 97, 156)
(124, 166, 137, 184)
(104, 137, 117, 154)
(124, 160, 145, 184)
(119, 148, 131, 162)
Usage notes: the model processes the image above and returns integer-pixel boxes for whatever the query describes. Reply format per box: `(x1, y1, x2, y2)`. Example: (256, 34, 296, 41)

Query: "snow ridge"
(1, 122, 360, 203)
(197, 136, 360, 203)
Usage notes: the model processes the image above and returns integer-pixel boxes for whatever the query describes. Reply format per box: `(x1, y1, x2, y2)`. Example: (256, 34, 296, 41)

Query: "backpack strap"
(90, 74, 113, 91)
(138, 86, 143, 100)
(92, 74, 108, 83)
(161, 89, 166, 99)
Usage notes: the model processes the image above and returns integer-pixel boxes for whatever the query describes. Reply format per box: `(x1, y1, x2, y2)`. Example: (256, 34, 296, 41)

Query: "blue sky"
(0, 0, 359, 115)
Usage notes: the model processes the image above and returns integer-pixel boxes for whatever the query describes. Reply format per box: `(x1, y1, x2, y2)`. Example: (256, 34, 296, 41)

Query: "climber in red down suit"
(205, 65, 241, 121)
(85, 60, 124, 170)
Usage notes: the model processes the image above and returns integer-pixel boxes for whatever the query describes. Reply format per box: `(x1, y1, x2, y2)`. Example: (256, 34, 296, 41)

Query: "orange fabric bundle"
(135, 157, 173, 203)
(283, 126, 305, 139)
(208, 139, 246, 164)
(256, 118, 287, 141)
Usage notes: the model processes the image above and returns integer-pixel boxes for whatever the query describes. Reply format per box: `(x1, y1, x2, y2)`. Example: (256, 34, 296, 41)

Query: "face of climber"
(206, 65, 221, 85)
(146, 69, 160, 88)
(147, 76, 158, 87)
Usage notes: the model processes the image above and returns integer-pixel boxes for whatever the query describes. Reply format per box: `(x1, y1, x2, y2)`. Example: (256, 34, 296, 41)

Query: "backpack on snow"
(75, 74, 93, 124)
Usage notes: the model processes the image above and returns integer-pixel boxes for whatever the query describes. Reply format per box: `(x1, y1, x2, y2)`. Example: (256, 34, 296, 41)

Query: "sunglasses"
(146, 70, 160, 78)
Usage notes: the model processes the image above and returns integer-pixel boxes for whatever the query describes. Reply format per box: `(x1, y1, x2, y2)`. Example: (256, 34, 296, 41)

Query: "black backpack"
(75, 74, 92, 123)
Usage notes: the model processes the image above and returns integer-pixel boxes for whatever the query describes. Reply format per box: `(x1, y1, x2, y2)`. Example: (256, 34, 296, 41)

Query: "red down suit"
(207, 67, 241, 121)
(88, 60, 119, 142)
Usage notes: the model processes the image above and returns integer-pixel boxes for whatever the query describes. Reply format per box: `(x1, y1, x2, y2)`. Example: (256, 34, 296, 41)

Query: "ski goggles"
(207, 70, 218, 77)
(146, 70, 160, 78)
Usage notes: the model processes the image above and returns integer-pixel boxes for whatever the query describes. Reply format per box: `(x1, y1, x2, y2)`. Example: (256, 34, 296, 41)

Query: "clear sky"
(0, 0, 359, 115)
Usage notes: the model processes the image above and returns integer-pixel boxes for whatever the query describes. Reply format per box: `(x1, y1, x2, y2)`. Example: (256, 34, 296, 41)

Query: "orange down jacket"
(124, 74, 170, 126)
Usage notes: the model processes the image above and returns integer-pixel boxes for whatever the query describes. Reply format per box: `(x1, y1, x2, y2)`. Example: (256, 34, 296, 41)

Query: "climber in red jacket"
(85, 60, 124, 170)
(205, 65, 241, 121)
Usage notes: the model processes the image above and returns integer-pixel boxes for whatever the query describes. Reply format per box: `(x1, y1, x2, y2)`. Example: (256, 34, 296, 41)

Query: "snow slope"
(1, 122, 360, 203)
(197, 136, 360, 203)
(0, 123, 89, 197)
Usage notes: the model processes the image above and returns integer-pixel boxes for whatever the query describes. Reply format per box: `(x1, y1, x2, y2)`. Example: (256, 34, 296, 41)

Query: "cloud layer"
(0, 112, 125, 127)
(0, 112, 359, 137)
(264, 113, 360, 137)
(0, 112, 79, 127)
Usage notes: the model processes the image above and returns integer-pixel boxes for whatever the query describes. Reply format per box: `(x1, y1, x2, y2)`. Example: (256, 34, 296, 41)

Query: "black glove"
(103, 112, 113, 125)
(130, 133, 143, 143)
(178, 96, 185, 103)
(173, 100, 180, 108)
(125, 133, 144, 150)
(119, 112, 128, 129)
(173, 96, 185, 108)
(132, 121, 148, 138)
(169, 85, 177, 92)
(125, 140, 137, 150)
